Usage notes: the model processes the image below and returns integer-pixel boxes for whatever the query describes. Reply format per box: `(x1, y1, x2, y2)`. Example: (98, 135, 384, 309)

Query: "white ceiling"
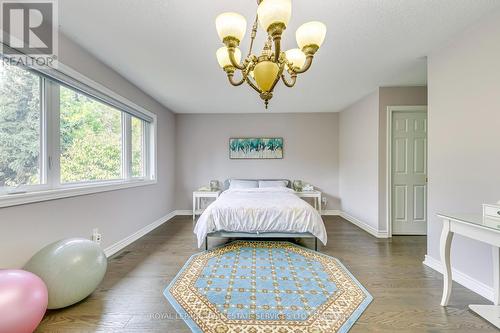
(59, 0, 500, 113)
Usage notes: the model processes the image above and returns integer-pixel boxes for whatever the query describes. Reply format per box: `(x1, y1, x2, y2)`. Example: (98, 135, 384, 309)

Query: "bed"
(193, 179, 327, 251)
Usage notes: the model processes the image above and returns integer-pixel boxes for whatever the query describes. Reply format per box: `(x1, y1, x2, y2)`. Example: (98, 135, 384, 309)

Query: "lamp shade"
(216, 12, 247, 42)
(285, 48, 306, 70)
(257, 0, 292, 31)
(216, 47, 242, 68)
(253, 60, 279, 92)
(296, 21, 327, 49)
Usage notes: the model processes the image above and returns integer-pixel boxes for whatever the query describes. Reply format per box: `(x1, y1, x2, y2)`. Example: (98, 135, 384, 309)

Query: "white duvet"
(193, 187, 327, 248)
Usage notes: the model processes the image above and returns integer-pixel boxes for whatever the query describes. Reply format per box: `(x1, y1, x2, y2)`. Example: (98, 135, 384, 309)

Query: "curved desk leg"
(440, 219, 454, 306)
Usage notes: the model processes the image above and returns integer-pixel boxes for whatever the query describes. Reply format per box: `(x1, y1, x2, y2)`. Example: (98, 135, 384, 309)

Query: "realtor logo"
(1, 0, 58, 67)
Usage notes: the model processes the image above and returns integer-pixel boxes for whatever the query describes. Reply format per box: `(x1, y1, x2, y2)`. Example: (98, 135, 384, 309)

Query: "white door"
(391, 110, 427, 235)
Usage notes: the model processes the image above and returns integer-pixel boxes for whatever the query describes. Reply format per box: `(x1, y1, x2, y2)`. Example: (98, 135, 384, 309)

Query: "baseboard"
(423, 255, 494, 302)
(111, 209, 380, 257)
(103, 211, 177, 257)
(102, 209, 388, 259)
(174, 210, 193, 216)
(339, 211, 389, 238)
(322, 209, 341, 216)
(174, 209, 389, 239)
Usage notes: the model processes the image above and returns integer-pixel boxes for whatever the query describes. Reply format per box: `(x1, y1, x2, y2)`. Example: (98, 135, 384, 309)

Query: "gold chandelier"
(215, 0, 327, 109)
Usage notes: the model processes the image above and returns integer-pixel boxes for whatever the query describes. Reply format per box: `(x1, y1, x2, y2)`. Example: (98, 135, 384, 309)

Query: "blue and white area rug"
(164, 241, 372, 333)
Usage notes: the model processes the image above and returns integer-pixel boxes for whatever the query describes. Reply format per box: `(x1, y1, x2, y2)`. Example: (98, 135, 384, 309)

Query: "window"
(60, 86, 123, 183)
(0, 59, 156, 204)
(131, 116, 145, 178)
(0, 63, 43, 188)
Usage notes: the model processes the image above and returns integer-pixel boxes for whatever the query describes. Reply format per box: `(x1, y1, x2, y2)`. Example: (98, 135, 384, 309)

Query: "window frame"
(0, 68, 50, 193)
(130, 115, 148, 180)
(0, 60, 158, 208)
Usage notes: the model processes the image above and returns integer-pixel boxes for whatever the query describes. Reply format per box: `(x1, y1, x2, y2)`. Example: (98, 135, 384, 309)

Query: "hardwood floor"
(36, 216, 498, 332)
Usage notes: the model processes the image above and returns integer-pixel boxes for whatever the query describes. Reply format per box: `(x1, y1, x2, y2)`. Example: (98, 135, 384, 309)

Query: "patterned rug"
(164, 241, 372, 333)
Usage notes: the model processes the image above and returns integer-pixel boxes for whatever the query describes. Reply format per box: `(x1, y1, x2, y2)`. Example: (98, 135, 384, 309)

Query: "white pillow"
(258, 180, 288, 188)
(229, 179, 259, 189)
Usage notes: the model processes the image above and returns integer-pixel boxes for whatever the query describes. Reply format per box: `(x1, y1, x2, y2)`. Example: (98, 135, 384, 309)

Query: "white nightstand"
(295, 190, 322, 214)
(193, 190, 221, 220)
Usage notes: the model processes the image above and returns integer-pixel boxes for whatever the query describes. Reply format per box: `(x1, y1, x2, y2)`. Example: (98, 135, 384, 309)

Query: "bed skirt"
(205, 231, 318, 251)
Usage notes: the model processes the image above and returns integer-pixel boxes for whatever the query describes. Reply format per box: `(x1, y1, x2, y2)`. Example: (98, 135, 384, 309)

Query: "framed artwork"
(229, 137, 284, 159)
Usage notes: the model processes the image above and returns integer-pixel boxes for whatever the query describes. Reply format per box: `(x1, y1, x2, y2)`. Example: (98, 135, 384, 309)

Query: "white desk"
(438, 213, 500, 328)
(192, 191, 221, 220)
(295, 190, 322, 214)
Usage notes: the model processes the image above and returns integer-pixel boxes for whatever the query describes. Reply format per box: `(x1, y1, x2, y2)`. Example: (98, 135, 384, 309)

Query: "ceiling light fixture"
(215, 0, 327, 109)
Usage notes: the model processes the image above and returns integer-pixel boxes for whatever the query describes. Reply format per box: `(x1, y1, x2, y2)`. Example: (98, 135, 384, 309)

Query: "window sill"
(0, 179, 157, 209)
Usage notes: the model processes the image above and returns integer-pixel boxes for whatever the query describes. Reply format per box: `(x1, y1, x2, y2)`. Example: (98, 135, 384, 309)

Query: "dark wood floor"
(36, 216, 498, 332)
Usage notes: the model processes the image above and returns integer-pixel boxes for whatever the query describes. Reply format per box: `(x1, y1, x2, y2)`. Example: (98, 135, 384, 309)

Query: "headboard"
(223, 179, 291, 190)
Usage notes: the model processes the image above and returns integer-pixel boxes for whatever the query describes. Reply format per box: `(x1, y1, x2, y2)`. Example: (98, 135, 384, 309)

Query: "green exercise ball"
(24, 238, 107, 309)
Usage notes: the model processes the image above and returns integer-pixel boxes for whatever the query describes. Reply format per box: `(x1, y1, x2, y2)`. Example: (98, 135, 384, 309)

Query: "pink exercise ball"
(0, 270, 48, 333)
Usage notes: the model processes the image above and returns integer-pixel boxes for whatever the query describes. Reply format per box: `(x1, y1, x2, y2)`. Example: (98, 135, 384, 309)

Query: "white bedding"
(193, 187, 327, 248)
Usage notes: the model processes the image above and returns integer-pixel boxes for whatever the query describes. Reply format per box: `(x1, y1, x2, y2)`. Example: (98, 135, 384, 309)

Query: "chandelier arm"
(273, 38, 281, 63)
(246, 76, 262, 94)
(227, 72, 246, 86)
(227, 47, 247, 70)
(268, 64, 285, 93)
(292, 56, 314, 74)
(281, 72, 297, 88)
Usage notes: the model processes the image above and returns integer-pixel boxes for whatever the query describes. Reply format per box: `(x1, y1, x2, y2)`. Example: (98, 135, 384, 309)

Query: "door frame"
(386, 105, 428, 237)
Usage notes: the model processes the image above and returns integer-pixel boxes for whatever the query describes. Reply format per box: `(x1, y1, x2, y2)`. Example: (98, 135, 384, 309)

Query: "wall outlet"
(92, 228, 102, 244)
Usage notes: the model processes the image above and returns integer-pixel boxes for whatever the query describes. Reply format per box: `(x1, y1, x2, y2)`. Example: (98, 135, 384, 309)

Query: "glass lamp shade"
(216, 47, 242, 68)
(253, 61, 280, 92)
(257, 0, 292, 31)
(216, 12, 247, 42)
(285, 48, 306, 70)
(296, 21, 327, 49)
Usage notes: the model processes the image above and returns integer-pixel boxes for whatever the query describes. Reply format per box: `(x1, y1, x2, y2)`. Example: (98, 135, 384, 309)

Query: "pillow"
(258, 180, 288, 188)
(229, 179, 259, 189)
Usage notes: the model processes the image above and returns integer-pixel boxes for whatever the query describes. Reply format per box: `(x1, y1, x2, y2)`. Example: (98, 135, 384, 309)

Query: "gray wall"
(0, 34, 176, 268)
(339, 87, 427, 232)
(175, 113, 340, 210)
(427, 9, 500, 287)
(339, 92, 380, 230)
